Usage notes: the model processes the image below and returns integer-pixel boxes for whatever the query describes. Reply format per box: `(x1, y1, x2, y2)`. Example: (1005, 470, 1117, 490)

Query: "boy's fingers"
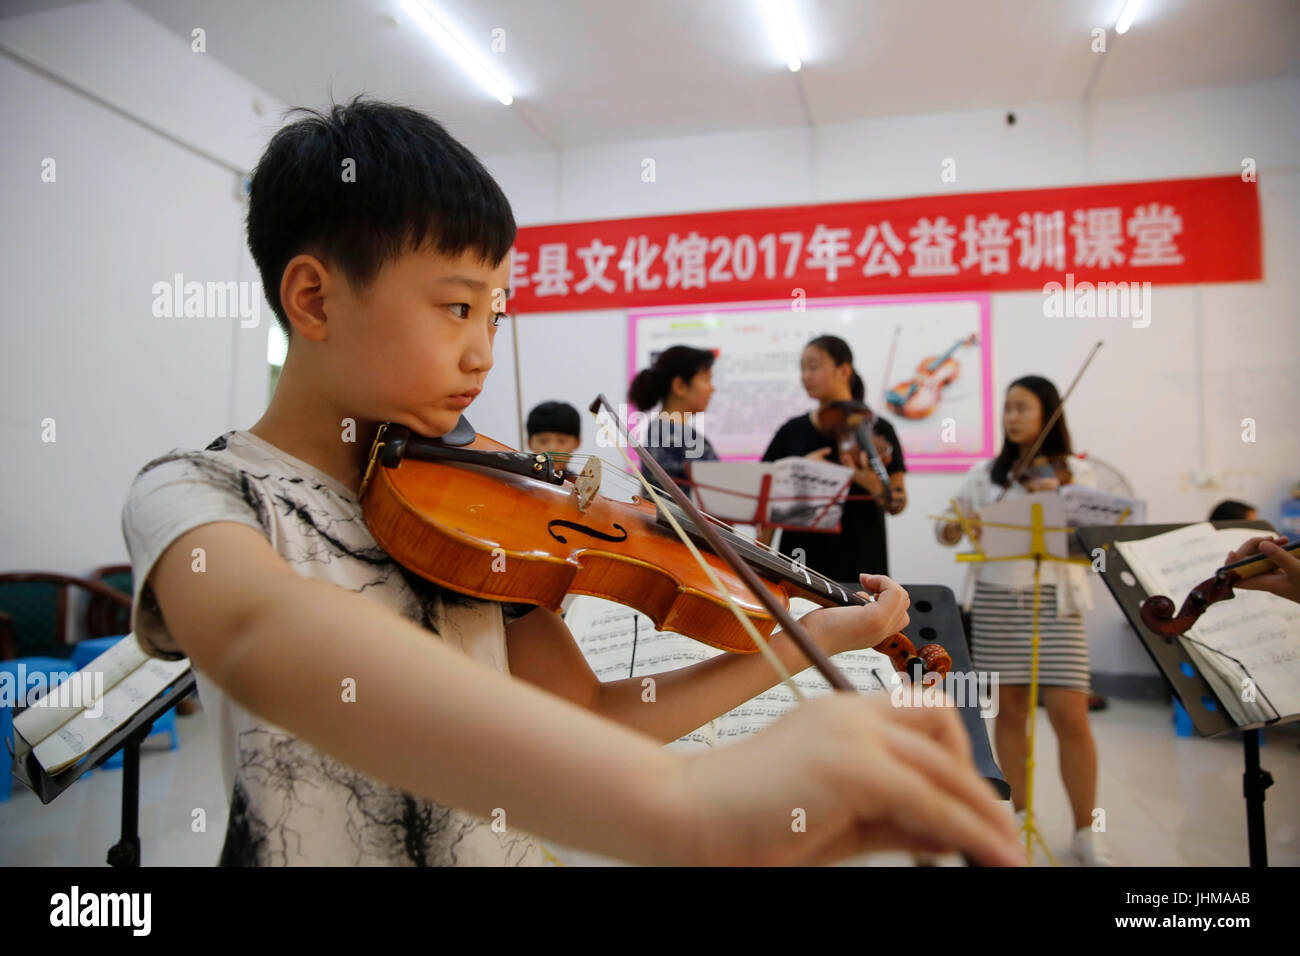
(866, 584, 909, 621)
(868, 757, 1022, 866)
(880, 694, 973, 764)
(859, 574, 908, 607)
(881, 717, 1010, 842)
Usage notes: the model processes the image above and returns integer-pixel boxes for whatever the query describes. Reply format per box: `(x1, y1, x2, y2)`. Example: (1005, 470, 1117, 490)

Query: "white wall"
(0, 1, 280, 632)
(478, 76, 1300, 680)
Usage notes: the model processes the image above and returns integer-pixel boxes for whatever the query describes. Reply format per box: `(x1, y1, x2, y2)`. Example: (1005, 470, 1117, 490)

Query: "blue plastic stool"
(1171, 697, 1194, 738)
(1, 656, 81, 802)
(71, 636, 178, 771)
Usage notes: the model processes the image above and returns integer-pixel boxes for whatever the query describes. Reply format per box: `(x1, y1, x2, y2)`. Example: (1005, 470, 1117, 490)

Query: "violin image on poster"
(886, 333, 978, 419)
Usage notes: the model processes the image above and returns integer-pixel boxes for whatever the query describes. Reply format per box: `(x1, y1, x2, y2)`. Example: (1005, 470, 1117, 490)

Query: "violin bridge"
(574, 456, 602, 513)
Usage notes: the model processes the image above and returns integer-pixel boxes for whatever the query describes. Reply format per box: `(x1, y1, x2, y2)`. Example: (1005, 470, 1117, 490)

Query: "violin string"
(588, 414, 806, 702)
(542, 449, 856, 602)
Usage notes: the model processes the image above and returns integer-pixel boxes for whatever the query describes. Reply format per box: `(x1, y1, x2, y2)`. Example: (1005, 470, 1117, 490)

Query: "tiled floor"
(2, 696, 1297, 866)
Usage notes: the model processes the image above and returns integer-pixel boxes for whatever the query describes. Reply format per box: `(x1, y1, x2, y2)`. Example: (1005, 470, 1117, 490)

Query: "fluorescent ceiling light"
(403, 0, 515, 105)
(1115, 0, 1142, 35)
(760, 0, 805, 72)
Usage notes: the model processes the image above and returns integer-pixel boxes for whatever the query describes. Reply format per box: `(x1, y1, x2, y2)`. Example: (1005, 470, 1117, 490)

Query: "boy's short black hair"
(247, 96, 516, 333)
(1209, 499, 1257, 521)
(526, 401, 581, 439)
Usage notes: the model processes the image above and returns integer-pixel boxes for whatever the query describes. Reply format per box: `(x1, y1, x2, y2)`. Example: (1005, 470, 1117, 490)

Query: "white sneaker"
(1071, 827, 1114, 866)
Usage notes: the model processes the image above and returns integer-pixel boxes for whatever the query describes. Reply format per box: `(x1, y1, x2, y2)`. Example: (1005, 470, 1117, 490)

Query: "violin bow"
(995, 339, 1103, 503)
(589, 395, 978, 868)
(588, 395, 857, 693)
(879, 324, 902, 408)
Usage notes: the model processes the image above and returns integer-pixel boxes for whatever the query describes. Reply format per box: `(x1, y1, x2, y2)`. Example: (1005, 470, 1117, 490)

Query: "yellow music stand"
(947, 497, 1090, 866)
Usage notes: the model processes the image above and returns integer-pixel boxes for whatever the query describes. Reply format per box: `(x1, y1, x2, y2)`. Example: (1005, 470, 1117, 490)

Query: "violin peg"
(1139, 595, 1184, 639)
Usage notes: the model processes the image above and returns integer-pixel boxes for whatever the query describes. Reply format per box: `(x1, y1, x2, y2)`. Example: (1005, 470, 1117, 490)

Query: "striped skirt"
(969, 581, 1091, 693)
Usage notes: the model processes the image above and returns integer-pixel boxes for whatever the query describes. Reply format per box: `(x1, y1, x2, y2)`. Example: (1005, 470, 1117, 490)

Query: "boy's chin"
(391, 410, 461, 439)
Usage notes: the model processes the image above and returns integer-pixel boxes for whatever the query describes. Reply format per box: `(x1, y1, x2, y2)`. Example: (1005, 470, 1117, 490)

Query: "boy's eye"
(492, 313, 505, 328)
(448, 303, 470, 319)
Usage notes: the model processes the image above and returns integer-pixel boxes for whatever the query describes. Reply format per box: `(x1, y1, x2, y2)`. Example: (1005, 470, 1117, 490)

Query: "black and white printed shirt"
(121, 430, 543, 866)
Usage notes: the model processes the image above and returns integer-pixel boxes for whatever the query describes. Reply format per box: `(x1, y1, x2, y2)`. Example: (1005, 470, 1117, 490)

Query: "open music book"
(10, 634, 190, 774)
(690, 458, 852, 530)
(1116, 524, 1300, 726)
(562, 593, 894, 752)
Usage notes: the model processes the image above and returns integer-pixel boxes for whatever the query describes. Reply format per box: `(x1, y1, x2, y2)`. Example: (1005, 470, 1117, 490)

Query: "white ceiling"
(117, 0, 1300, 156)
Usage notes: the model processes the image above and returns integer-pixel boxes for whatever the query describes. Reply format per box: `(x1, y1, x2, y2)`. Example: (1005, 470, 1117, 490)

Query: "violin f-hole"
(547, 519, 629, 545)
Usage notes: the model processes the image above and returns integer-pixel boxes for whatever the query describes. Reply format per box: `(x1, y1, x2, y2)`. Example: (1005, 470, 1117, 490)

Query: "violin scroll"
(1139, 537, 1300, 639)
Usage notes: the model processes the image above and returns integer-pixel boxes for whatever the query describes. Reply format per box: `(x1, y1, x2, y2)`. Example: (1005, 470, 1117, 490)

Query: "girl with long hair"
(936, 375, 1111, 865)
(761, 335, 906, 581)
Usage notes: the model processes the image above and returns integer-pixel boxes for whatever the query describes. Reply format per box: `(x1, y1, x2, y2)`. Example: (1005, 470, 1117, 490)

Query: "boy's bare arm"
(152, 524, 1022, 866)
(507, 577, 911, 745)
(149, 522, 693, 865)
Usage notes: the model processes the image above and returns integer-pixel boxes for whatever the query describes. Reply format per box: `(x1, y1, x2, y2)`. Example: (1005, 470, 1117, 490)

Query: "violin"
(1140, 537, 1300, 638)
(815, 401, 896, 513)
(1016, 454, 1073, 490)
(886, 333, 977, 419)
(359, 417, 950, 680)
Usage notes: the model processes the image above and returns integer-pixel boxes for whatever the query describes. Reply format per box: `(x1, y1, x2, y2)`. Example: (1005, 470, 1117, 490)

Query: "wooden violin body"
(1017, 454, 1073, 489)
(361, 423, 950, 675)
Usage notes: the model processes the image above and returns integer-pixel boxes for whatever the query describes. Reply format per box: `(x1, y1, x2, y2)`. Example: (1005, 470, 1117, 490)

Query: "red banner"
(509, 175, 1260, 313)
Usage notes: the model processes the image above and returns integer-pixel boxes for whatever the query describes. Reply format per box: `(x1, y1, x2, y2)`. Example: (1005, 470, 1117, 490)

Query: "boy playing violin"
(121, 98, 1020, 866)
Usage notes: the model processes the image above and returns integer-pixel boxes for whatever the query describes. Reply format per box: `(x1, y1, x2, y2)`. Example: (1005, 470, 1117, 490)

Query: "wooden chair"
(0, 572, 131, 660)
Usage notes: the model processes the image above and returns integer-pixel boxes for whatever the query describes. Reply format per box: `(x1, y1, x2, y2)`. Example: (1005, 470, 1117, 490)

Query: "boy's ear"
(279, 254, 331, 342)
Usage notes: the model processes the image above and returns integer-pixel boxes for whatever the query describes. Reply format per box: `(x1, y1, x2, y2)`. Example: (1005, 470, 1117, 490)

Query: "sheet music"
(1060, 484, 1147, 527)
(716, 643, 893, 741)
(690, 461, 770, 523)
(976, 493, 1069, 560)
(564, 595, 893, 750)
(564, 596, 724, 750)
(1116, 524, 1300, 724)
(767, 457, 852, 530)
(12, 633, 153, 748)
(26, 654, 190, 774)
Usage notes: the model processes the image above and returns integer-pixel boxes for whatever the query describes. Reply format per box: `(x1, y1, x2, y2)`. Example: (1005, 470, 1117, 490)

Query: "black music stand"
(1076, 521, 1297, 867)
(845, 582, 1009, 799)
(9, 671, 195, 867)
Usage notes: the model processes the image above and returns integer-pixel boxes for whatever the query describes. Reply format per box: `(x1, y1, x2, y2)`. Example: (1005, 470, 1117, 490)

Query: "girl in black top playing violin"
(761, 335, 906, 581)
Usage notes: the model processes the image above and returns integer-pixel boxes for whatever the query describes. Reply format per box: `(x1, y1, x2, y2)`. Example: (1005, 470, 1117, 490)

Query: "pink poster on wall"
(628, 293, 993, 472)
